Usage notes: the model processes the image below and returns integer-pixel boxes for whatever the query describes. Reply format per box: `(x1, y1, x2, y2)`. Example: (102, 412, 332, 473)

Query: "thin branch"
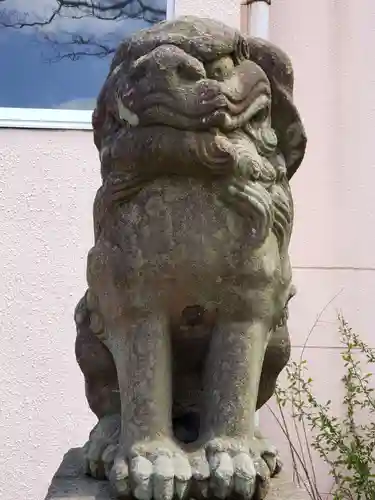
(41, 31, 116, 61)
(290, 392, 311, 485)
(0, 0, 165, 29)
(56, 0, 165, 17)
(50, 46, 115, 61)
(295, 289, 344, 492)
(300, 288, 344, 362)
(0, 0, 165, 60)
(267, 403, 322, 500)
(0, 4, 63, 28)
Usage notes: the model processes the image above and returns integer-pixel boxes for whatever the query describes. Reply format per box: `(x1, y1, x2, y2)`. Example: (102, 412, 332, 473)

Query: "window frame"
(0, 0, 175, 131)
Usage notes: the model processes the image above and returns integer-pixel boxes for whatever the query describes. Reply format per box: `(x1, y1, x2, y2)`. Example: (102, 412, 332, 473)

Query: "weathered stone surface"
(71, 14, 307, 500)
(45, 448, 310, 499)
(44, 448, 114, 499)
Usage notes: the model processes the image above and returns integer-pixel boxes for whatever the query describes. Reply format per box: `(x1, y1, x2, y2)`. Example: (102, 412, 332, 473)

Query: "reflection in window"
(0, 0, 167, 110)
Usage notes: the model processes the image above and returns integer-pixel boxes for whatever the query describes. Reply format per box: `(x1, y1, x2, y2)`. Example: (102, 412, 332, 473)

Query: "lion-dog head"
(92, 16, 306, 248)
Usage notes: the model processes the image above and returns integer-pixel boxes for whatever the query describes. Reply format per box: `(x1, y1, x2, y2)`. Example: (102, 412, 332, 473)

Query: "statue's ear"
(246, 37, 307, 180)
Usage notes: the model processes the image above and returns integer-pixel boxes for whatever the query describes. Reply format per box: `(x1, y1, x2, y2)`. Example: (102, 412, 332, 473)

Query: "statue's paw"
(189, 448, 210, 499)
(205, 438, 271, 500)
(258, 444, 282, 478)
(254, 429, 282, 477)
(110, 439, 191, 500)
(83, 414, 120, 479)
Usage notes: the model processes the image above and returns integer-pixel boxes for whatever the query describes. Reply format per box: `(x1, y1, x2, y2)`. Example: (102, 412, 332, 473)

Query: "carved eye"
(205, 57, 234, 81)
(211, 67, 224, 80)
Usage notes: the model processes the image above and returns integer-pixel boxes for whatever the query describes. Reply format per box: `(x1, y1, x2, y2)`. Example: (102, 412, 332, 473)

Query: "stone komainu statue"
(74, 16, 306, 500)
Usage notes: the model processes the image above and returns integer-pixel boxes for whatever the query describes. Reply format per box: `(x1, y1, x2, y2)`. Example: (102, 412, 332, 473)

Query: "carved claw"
(83, 414, 121, 480)
(174, 453, 192, 499)
(233, 452, 257, 499)
(110, 439, 191, 500)
(209, 451, 236, 498)
(254, 427, 282, 478)
(190, 449, 210, 498)
(110, 456, 130, 498)
(203, 437, 273, 500)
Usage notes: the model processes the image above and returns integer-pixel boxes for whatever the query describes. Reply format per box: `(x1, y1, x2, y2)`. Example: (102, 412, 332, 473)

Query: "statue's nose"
(129, 45, 206, 83)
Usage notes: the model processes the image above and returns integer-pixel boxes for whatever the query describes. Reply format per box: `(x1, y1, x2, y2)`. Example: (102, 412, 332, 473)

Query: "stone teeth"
(116, 94, 139, 127)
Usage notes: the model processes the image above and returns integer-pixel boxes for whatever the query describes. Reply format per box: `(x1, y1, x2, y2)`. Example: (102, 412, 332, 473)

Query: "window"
(0, 0, 174, 129)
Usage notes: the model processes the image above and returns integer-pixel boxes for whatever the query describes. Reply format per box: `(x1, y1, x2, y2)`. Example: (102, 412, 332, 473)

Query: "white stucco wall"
(1, 0, 375, 499)
(0, 131, 98, 500)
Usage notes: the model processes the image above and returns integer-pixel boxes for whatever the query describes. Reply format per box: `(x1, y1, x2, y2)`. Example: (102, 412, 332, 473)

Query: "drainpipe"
(242, 0, 271, 40)
(167, 0, 176, 19)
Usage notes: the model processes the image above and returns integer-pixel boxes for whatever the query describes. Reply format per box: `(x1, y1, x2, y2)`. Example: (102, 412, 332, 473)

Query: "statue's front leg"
(201, 319, 272, 500)
(104, 312, 191, 500)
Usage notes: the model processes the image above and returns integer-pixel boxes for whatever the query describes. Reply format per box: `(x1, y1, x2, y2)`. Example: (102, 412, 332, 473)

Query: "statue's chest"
(105, 179, 286, 290)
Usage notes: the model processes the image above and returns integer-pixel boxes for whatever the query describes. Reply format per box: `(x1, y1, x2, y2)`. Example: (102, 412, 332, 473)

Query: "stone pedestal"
(45, 448, 310, 500)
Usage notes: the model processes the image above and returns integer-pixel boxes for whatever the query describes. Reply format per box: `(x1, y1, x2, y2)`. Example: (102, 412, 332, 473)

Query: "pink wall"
(1, 1, 375, 499)
(0, 131, 98, 500)
(260, 0, 375, 496)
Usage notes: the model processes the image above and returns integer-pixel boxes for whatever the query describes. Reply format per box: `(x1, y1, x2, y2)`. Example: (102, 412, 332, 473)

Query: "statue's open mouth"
(122, 92, 270, 134)
(209, 93, 270, 132)
(115, 56, 271, 136)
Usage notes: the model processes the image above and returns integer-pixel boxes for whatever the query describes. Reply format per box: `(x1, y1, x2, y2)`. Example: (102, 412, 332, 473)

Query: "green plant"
(271, 313, 375, 500)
